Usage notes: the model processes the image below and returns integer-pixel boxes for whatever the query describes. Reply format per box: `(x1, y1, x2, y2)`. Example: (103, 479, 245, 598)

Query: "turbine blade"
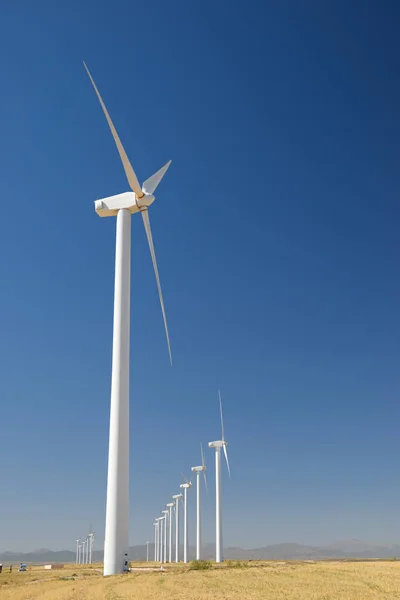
(201, 442, 205, 468)
(219, 389, 225, 441)
(203, 469, 208, 495)
(142, 161, 172, 194)
(223, 444, 231, 478)
(141, 209, 172, 365)
(181, 472, 189, 485)
(83, 62, 143, 197)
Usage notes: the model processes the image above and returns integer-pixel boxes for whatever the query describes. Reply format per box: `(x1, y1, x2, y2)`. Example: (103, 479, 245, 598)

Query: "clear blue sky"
(0, 0, 399, 552)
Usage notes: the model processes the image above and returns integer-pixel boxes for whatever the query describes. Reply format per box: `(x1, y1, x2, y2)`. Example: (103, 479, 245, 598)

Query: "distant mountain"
(1, 540, 400, 564)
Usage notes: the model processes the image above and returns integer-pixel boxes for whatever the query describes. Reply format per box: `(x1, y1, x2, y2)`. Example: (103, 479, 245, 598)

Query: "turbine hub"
(137, 192, 155, 210)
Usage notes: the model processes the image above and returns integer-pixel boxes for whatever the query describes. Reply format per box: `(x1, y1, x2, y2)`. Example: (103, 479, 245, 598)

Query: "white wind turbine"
(84, 64, 172, 576)
(160, 516, 166, 563)
(166, 502, 174, 563)
(172, 493, 183, 562)
(208, 391, 231, 563)
(76, 539, 80, 565)
(180, 474, 192, 563)
(155, 518, 162, 562)
(82, 540, 86, 564)
(153, 521, 158, 561)
(191, 444, 208, 560)
(162, 510, 169, 563)
(88, 530, 95, 564)
(156, 516, 164, 563)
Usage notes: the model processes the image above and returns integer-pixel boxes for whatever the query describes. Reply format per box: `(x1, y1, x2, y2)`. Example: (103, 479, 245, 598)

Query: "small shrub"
(225, 560, 249, 569)
(59, 576, 75, 581)
(190, 560, 212, 571)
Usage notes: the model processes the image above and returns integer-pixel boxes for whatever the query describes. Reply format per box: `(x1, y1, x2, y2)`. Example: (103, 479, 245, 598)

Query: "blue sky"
(0, 0, 399, 552)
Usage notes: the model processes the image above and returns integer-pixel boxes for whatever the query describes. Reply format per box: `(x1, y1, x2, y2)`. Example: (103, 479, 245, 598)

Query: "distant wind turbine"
(208, 391, 231, 563)
(162, 510, 169, 563)
(88, 530, 95, 564)
(172, 493, 183, 562)
(153, 522, 158, 561)
(76, 539, 80, 565)
(160, 516, 166, 563)
(82, 540, 86, 564)
(191, 444, 208, 560)
(84, 64, 173, 576)
(166, 503, 174, 563)
(156, 517, 164, 563)
(180, 474, 192, 563)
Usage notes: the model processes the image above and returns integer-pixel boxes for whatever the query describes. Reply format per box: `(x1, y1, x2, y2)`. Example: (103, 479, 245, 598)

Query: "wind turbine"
(76, 539, 80, 565)
(88, 531, 95, 564)
(172, 493, 183, 562)
(160, 516, 166, 563)
(180, 474, 192, 563)
(166, 503, 174, 563)
(84, 64, 172, 576)
(208, 391, 231, 563)
(162, 510, 169, 563)
(156, 517, 164, 563)
(82, 540, 86, 564)
(191, 444, 208, 560)
(153, 522, 158, 561)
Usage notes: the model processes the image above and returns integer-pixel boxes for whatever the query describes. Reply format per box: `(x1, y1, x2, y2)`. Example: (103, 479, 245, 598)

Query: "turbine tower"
(153, 522, 158, 561)
(162, 510, 169, 563)
(166, 503, 174, 563)
(172, 493, 183, 562)
(191, 444, 208, 560)
(82, 540, 86, 564)
(88, 531, 95, 564)
(84, 64, 172, 576)
(159, 516, 165, 563)
(76, 539, 80, 565)
(208, 391, 230, 563)
(180, 475, 192, 563)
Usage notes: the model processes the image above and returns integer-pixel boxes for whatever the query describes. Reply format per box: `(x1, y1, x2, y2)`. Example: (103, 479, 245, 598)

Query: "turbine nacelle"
(208, 440, 227, 449)
(191, 465, 206, 472)
(166, 503, 174, 508)
(95, 191, 155, 217)
(180, 483, 191, 489)
(172, 494, 183, 500)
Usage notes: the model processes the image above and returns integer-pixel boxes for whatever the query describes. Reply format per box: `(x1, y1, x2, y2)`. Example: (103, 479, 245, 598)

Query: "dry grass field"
(0, 560, 400, 599)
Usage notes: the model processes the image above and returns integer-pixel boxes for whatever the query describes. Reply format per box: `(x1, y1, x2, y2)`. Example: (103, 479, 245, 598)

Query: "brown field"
(1, 560, 400, 599)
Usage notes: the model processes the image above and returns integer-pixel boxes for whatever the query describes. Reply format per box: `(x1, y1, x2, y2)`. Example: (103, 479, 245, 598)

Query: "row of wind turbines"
(83, 63, 228, 575)
(153, 392, 230, 564)
(75, 529, 95, 565)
